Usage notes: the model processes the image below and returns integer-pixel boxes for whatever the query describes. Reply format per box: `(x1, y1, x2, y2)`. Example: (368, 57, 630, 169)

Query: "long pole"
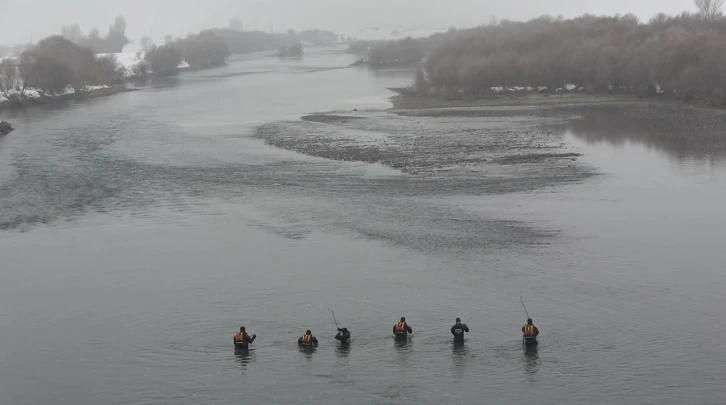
(329, 309, 339, 329)
(520, 296, 530, 319)
(464, 317, 472, 325)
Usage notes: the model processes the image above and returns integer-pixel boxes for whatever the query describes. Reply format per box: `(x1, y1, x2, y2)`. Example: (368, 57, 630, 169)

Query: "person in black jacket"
(335, 327, 351, 344)
(451, 318, 469, 343)
(298, 330, 319, 346)
(393, 317, 413, 338)
(233, 326, 256, 349)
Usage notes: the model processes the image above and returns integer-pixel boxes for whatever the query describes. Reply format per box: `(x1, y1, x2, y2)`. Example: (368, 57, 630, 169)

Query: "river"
(1, 46, 725, 405)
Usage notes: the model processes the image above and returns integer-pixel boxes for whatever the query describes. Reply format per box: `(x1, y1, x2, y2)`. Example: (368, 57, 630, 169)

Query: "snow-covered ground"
(1, 88, 42, 99)
(0, 85, 110, 104)
(98, 52, 190, 76)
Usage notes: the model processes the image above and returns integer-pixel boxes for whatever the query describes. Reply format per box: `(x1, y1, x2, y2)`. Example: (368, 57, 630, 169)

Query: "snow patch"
(18, 89, 41, 98)
(96, 52, 189, 76)
(97, 52, 145, 77)
(84, 85, 109, 91)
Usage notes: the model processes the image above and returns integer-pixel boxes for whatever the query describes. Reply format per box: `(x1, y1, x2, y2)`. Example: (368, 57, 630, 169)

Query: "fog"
(0, 0, 697, 45)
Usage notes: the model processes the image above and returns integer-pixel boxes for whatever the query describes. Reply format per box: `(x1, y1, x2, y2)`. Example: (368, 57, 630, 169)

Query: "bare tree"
(229, 18, 243, 31)
(695, 0, 725, 19)
(139, 36, 154, 51)
(0, 59, 20, 93)
(106, 15, 130, 52)
(61, 23, 84, 43)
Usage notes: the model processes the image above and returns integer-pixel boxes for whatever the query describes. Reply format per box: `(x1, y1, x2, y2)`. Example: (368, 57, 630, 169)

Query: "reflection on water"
(298, 345, 316, 360)
(149, 76, 182, 89)
(234, 347, 255, 373)
(394, 337, 412, 364)
(366, 66, 417, 79)
(563, 107, 726, 164)
(336, 342, 351, 359)
(522, 345, 540, 380)
(451, 342, 468, 380)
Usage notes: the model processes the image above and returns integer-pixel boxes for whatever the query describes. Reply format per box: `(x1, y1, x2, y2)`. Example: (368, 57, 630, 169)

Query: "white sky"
(0, 0, 700, 46)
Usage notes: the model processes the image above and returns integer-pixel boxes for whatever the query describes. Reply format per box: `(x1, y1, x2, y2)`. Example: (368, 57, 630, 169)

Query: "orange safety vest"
(523, 324, 535, 337)
(235, 332, 246, 343)
(301, 334, 312, 345)
(395, 322, 407, 333)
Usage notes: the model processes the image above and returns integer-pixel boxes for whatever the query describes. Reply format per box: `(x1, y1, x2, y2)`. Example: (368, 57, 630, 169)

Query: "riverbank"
(387, 87, 726, 111)
(0, 86, 139, 112)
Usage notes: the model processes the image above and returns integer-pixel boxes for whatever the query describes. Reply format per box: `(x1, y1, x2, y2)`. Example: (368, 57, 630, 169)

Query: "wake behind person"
(451, 317, 469, 343)
(522, 318, 539, 347)
(233, 326, 256, 349)
(393, 317, 413, 339)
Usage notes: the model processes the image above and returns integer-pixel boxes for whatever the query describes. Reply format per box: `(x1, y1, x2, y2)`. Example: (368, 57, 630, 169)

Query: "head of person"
(400, 317, 406, 322)
(306, 330, 312, 336)
(240, 326, 245, 332)
(456, 317, 461, 324)
(342, 328, 348, 333)
(527, 318, 533, 325)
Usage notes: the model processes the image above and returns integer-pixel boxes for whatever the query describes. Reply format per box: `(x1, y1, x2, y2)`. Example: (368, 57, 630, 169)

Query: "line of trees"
(1, 36, 124, 96)
(421, 11, 726, 104)
(60, 15, 130, 53)
(349, 29, 458, 67)
(143, 31, 230, 76)
(295, 29, 340, 45)
(212, 29, 286, 54)
(212, 27, 338, 55)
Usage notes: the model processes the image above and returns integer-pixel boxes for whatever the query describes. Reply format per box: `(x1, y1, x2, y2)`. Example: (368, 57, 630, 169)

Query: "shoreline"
(387, 87, 725, 111)
(0, 86, 140, 112)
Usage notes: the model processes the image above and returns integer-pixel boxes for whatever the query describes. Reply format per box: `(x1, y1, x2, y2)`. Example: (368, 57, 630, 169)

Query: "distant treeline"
(212, 28, 339, 55)
(348, 29, 456, 67)
(421, 12, 726, 103)
(142, 31, 231, 76)
(60, 16, 130, 53)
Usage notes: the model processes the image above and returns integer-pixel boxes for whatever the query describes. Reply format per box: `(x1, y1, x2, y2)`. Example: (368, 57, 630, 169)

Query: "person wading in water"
(298, 330, 319, 347)
(393, 317, 413, 339)
(234, 326, 256, 349)
(451, 317, 469, 343)
(522, 318, 539, 346)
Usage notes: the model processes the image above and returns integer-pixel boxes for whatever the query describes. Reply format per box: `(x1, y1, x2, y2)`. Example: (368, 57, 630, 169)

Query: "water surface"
(1, 47, 725, 405)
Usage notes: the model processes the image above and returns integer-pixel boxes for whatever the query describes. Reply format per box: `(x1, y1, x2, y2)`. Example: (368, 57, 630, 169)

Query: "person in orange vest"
(233, 326, 256, 349)
(298, 330, 318, 346)
(393, 317, 413, 338)
(522, 318, 539, 346)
